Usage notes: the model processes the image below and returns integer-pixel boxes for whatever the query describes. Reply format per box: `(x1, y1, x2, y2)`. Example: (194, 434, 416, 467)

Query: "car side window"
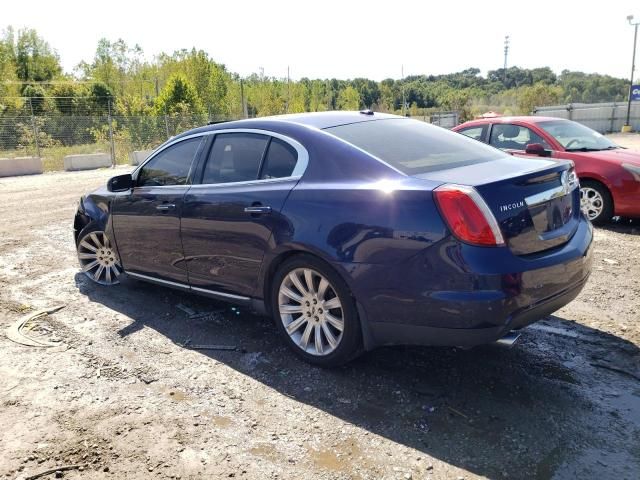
(458, 126, 485, 142)
(137, 137, 202, 187)
(489, 124, 549, 151)
(202, 133, 269, 184)
(260, 138, 298, 179)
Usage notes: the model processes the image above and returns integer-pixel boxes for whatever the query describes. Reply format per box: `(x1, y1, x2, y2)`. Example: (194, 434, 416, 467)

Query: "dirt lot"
(1, 138, 639, 479)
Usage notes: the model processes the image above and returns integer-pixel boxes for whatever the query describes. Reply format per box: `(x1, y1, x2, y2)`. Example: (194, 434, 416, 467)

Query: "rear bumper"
(367, 272, 588, 348)
(336, 217, 593, 349)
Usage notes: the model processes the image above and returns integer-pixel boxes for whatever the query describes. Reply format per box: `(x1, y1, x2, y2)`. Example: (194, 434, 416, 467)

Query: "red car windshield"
(537, 120, 619, 151)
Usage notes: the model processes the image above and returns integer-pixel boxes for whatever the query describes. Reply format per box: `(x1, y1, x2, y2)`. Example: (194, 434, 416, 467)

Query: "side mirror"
(107, 173, 133, 192)
(525, 143, 551, 157)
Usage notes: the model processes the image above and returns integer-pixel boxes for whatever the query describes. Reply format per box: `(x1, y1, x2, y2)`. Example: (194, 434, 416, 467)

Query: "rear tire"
(270, 254, 361, 367)
(580, 180, 613, 225)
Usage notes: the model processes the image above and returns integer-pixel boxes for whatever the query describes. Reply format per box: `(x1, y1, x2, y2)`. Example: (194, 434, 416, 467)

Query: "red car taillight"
(434, 184, 505, 247)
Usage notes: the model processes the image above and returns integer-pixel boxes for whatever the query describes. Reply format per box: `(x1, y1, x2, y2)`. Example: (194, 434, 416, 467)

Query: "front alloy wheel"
(579, 180, 613, 225)
(580, 187, 604, 221)
(77, 228, 122, 285)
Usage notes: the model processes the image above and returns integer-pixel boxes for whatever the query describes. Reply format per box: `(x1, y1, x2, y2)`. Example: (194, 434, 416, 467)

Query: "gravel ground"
(0, 137, 639, 480)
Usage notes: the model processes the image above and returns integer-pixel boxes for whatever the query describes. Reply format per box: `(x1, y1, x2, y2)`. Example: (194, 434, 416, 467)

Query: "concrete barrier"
(129, 150, 153, 166)
(63, 153, 111, 171)
(0, 157, 43, 177)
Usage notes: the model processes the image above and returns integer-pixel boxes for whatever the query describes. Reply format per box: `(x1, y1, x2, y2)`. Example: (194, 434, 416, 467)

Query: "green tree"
(154, 73, 204, 115)
(14, 28, 61, 85)
(518, 83, 562, 114)
(337, 85, 360, 110)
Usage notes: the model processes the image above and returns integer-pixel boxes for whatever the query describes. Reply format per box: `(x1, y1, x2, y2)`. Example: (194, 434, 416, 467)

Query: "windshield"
(326, 118, 508, 175)
(537, 120, 619, 151)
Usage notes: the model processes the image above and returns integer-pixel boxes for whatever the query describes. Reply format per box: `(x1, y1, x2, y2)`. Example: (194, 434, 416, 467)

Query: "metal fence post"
(28, 97, 41, 158)
(610, 102, 617, 133)
(108, 99, 116, 167)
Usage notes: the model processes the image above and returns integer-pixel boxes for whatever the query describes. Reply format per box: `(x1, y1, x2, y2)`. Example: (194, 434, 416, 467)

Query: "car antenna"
(359, 109, 374, 115)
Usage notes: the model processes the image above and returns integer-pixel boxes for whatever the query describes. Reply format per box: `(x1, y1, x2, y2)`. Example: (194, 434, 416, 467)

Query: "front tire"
(77, 224, 122, 286)
(271, 255, 361, 367)
(580, 180, 613, 225)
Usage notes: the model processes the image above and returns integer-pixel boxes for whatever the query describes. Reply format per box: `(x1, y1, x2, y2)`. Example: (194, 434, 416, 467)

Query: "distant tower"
(503, 35, 510, 84)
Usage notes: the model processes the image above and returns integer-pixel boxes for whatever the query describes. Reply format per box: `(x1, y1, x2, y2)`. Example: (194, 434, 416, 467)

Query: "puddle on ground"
(249, 443, 277, 460)
(167, 390, 188, 402)
(308, 439, 362, 472)
(211, 415, 232, 428)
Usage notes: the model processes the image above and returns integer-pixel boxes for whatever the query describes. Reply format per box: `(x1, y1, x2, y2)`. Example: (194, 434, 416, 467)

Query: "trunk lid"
(417, 157, 581, 255)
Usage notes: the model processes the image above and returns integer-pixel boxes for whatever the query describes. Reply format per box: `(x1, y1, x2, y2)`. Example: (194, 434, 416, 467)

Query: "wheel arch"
(74, 196, 107, 244)
(579, 176, 615, 209)
(260, 247, 342, 310)
(258, 246, 376, 351)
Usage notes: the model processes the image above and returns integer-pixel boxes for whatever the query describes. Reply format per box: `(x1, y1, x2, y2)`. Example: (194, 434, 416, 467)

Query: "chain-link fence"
(0, 97, 240, 171)
(1, 96, 463, 172)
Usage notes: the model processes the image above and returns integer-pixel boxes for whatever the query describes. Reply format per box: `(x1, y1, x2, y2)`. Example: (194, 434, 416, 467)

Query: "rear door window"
(326, 119, 507, 175)
(458, 125, 486, 142)
(260, 138, 298, 179)
(489, 124, 549, 150)
(202, 133, 269, 184)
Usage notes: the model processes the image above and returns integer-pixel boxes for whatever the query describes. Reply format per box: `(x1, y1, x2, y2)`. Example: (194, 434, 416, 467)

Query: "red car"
(453, 116, 640, 224)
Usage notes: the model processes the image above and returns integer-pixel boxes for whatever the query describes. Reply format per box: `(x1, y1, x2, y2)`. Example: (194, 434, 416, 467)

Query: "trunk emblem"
(523, 169, 580, 209)
(499, 201, 525, 212)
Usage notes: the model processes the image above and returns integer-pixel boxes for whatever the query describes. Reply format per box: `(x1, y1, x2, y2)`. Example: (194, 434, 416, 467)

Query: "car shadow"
(602, 217, 640, 235)
(74, 273, 640, 479)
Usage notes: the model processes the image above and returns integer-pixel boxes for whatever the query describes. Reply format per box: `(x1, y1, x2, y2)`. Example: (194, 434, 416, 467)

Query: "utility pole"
(108, 98, 115, 168)
(28, 97, 41, 159)
(240, 78, 247, 118)
(503, 35, 510, 85)
(624, 15, 639, 130)
(401, 65, 406, 116)
(286, 65, 290, 113)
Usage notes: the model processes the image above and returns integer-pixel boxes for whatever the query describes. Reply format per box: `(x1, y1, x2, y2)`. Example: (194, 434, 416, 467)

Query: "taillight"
(434, 184, 505, 247)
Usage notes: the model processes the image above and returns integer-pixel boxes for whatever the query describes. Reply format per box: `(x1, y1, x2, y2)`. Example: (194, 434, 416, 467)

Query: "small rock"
(426, 464, 434, 471)
(404, 473, 413, 480)
(603, 258, 618, 265)
(54, 471, 63, 479)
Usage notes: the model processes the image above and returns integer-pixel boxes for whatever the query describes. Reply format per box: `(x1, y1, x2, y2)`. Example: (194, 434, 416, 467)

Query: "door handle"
(244, 205, 272, 214)
(156, 204, 176, 211)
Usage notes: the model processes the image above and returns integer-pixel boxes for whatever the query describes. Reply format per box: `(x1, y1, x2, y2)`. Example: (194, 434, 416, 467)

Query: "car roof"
(457, 116, 566, 128)
(174, 111, 403, 140)
(256, 111, 402, 129)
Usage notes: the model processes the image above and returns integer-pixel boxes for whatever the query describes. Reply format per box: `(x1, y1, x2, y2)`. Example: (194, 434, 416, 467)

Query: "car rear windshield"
(325, 119, 507, 175)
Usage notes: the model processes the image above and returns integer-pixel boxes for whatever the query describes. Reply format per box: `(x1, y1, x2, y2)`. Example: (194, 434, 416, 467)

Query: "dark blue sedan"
(74, 111, 593, 366)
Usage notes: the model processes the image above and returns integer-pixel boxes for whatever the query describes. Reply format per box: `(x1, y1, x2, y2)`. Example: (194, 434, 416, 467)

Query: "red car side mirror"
(525, 143, 550, 157)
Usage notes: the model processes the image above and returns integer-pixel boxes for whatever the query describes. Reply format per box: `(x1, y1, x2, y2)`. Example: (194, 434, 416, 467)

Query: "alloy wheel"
(580, 187, 604, 221)
(77, 230, 122, 285)
(278, 268, 344, 356)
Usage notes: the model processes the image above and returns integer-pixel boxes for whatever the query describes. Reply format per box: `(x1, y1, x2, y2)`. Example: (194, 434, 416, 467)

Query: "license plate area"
(529, 193, 573, 233)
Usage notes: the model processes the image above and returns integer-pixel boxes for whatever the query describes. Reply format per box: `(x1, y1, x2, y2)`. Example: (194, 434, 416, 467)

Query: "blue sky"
(2, 0, 639, 80)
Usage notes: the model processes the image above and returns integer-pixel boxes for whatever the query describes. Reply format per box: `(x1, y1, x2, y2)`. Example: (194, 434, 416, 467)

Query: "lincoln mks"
(74, 111, 593, 366)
